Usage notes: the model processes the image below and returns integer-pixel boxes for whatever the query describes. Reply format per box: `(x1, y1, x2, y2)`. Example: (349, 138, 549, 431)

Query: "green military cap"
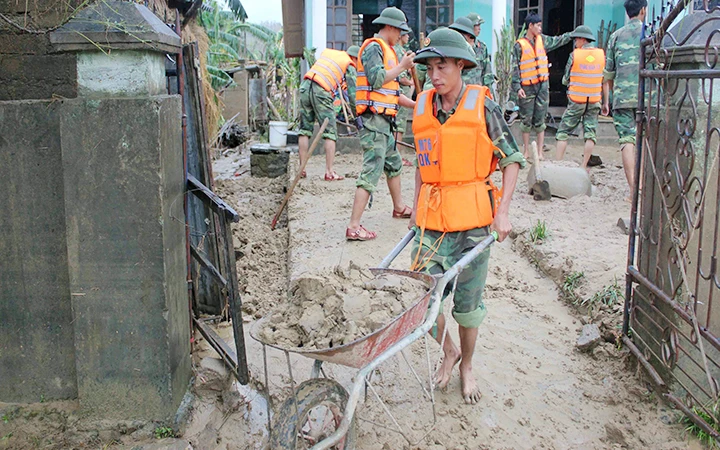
(449, 17, 476, 37)
(569, 25, 595, 41)
(372, 7, 412, 32)
(467, 12, 485, 25)
(414, 28, 477, 69)
(347, 45, 360, 58)
(401, 29, 412, 36)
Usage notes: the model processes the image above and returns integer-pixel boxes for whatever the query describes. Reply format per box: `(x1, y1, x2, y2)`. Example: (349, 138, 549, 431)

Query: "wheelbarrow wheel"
(270, 378, 357, 449)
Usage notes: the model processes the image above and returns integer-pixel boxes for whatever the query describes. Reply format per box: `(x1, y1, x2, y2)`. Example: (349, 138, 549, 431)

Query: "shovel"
(529, 141, 551, 201)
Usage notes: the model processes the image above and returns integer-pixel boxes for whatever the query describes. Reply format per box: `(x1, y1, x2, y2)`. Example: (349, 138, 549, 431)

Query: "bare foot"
(433, 350, 461, 390)
(459, 361, 482, 405)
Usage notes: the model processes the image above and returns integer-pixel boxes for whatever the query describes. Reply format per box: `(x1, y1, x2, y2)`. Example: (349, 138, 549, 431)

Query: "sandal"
(324, 172, 345, 181)
(392, 205, 412, 219)
(346, 225, 377, 241)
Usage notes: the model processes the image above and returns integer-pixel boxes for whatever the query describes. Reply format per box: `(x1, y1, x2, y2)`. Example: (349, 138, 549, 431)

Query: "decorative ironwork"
(625, 0, 720, 440)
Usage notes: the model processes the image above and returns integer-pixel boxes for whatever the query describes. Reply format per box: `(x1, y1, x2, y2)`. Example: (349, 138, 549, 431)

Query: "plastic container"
(269, 121, 289, 147)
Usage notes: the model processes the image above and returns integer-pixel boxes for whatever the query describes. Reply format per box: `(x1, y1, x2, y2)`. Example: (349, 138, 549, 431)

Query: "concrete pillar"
(60, 95, 189, 420)
(51, 1, 190, 421)
(311, 0, 327, 58)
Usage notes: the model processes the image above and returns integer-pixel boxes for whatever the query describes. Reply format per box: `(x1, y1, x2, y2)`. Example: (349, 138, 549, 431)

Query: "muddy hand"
(490, 212, 512, 243)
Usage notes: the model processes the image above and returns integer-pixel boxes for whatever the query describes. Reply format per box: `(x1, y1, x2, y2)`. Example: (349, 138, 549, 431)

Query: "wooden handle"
(271, 118, 329, 229)
(266, 96, 282, 120)
(396, 140, 415, 150)
(410, 66, 421, 94)
(531, 141, 542, 181)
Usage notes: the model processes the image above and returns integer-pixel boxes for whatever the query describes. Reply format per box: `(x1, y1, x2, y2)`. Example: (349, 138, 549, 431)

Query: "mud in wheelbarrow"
(249, 268, 437, 369)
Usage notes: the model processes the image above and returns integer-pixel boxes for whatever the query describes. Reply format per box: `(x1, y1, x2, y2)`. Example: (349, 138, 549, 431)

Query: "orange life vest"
(412, 85, 501, 232)
(567, 48, 605, 104)
(304, 49, 354, 92)
(517, 35, 549, 86)
(356, 37, 400, 117)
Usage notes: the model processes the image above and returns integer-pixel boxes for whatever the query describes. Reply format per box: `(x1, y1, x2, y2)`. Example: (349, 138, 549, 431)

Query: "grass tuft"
(562, 271, 585, 298)
(577, 277, 625, 312)
(682, 402, 720, 448)
(529, 220, 549, 244)
(154, 426, 175, 439)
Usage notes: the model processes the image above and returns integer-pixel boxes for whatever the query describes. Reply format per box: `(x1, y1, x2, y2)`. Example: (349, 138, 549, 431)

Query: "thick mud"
(257, 267, 428, 349)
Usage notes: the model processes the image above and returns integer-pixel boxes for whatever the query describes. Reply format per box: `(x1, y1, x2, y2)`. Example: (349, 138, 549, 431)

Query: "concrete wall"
(455, 0, 494, 47)
(0, 101, 78, 402)
(0, 0, 82, 100)
(222, 70, 250, 126)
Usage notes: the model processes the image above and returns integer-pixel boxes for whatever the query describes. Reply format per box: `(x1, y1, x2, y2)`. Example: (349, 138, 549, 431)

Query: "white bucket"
(268, 121, 289, 147)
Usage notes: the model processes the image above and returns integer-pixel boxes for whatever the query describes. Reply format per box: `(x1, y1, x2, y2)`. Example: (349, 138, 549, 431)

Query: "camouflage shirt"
(474, 41, 495, 87)
(433, 84, 526, 169)
(394, 43, 413, 96)
(511, 32, 572, 94)
(604, 18, 642, 110)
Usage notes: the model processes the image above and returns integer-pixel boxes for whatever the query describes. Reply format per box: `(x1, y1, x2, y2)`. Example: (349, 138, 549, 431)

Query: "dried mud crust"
(214, 174, 289, 318)
(256, 263, 428, 350)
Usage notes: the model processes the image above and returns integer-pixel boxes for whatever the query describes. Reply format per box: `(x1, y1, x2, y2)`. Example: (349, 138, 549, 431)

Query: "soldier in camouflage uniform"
(512, 14, 572, 160)
(603, 0, 647, 193)
(299, 49, 358, 180)
(394, 30, 414, 146)
(467, 13, 495, 89)
(449, 17, 483, 85)
(346, 7, 416, 241)
(411, 28, 526, 404)
(555, 25, 604, 168)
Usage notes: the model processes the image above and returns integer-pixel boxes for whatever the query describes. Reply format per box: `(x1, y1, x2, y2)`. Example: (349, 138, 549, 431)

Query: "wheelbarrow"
(250, 228, 498, 449)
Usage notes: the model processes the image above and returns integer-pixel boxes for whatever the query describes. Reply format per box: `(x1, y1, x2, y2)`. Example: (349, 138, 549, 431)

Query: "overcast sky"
(243, 0, 283, 25)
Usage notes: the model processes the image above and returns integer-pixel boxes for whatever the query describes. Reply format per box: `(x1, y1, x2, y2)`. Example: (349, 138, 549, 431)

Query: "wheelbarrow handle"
(439, 230, 498, 285)
(377, 229, 417, 269)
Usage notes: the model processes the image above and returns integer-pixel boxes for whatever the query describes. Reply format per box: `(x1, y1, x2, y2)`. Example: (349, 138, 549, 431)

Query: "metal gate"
(624, 0, 720, 439)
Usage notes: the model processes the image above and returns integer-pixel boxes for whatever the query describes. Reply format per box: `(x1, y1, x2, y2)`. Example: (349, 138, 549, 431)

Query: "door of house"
(327, 0, 351, 50)
(514, 0, 583, 106)
(421, 0, 453, 34)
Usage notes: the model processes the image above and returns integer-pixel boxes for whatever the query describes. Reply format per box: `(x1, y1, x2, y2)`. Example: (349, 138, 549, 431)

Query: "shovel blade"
(531, 180, 551, 201)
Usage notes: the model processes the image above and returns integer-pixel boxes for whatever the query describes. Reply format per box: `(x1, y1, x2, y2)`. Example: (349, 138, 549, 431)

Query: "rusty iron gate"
(624, 0, 720, 439)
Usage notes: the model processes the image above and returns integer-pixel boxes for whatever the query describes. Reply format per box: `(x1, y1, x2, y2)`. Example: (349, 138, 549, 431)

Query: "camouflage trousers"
(411, 226, 491, 329)
(556, 101, 601, 143)
(518, 82, 549, 133)
(613, 108, 637, 145)
(356, 114, 403, 194)
(299, 78, 338, 141)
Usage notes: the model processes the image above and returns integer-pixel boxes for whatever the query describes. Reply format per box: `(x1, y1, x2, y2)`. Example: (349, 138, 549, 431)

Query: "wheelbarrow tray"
(249, 268, 436, 369)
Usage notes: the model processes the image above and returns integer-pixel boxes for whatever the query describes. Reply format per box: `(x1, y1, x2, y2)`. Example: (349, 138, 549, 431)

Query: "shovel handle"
(271, 118, 329, 229)
(410, 66, 422, 95)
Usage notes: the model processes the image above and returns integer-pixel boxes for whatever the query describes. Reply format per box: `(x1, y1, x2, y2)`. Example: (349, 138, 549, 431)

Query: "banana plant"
(494, 19, 519, 107)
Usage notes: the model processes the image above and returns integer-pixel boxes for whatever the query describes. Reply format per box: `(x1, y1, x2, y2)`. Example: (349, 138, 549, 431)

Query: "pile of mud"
(214, 173, 288, 318)
(256, 263, 429, 349)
